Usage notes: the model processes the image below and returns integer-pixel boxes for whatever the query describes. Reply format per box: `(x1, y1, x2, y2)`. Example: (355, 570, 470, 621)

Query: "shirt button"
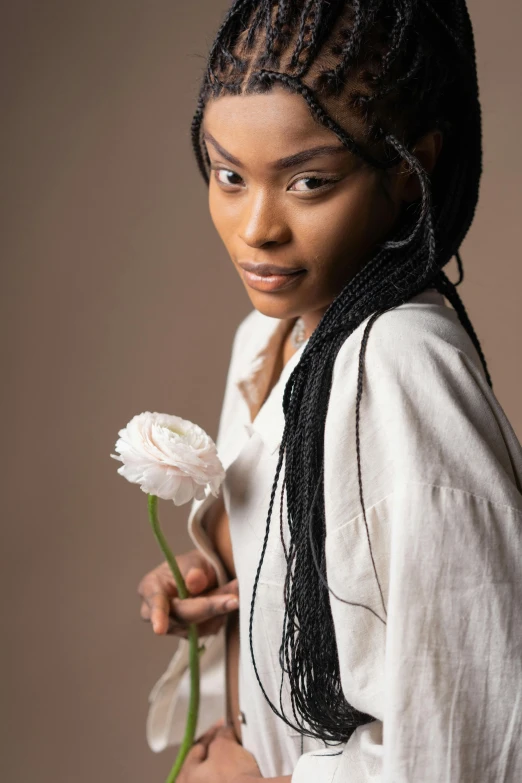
(238, 710, 247, 725)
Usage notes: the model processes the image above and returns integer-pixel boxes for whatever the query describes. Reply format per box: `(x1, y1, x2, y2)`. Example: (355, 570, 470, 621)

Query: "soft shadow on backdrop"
(1, 2, 521, 781)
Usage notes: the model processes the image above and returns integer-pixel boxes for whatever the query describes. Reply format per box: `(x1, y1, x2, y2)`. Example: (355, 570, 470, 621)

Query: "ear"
(399, 129, 443, 203)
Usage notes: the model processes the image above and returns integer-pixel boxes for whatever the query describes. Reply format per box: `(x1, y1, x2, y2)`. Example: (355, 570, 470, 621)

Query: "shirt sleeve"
(382, 481, 522, 780)
(292, 302, 522, 782)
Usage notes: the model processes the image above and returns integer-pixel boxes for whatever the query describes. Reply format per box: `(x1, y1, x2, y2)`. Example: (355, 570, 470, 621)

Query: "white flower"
(111, 411, 225, 505)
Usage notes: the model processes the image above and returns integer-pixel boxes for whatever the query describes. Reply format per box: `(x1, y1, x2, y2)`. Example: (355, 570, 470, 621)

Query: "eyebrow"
(202, 130, 348, 170)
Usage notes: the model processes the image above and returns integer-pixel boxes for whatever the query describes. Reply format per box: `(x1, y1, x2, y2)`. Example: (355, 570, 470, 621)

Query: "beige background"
(1, 2, 520, 781)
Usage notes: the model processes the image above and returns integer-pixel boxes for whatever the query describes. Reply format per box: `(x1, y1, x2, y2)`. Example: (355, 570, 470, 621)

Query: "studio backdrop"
(1, 1, 521, 781)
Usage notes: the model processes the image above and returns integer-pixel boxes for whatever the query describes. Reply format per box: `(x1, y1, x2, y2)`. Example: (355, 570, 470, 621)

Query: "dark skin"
(138, 86, 442, 782)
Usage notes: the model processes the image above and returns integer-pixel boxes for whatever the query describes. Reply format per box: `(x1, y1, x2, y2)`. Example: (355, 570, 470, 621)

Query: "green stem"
(147, 494, 200, 783)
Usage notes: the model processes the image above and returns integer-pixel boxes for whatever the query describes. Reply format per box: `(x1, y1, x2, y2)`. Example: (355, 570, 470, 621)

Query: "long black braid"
(190, 0, 491, 744)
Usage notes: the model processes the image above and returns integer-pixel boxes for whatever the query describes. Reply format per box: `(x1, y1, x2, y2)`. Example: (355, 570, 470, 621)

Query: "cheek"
(208, 186, 234, 247)
(293, 177, 389, 266)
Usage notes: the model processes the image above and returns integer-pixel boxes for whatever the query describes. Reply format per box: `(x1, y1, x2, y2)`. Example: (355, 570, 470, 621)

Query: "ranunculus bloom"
(111, 411, 225, 504)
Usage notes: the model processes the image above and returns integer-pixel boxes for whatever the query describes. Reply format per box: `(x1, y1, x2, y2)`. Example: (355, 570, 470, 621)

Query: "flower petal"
(111, 411, 225, 504)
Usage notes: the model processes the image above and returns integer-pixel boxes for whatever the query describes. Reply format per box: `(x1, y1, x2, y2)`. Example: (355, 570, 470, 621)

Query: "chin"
(244, 290, 306, 321)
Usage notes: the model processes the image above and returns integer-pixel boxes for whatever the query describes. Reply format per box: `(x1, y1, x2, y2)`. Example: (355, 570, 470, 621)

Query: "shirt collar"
(236, 316, 296, 423)
(236, 315, 309, 454)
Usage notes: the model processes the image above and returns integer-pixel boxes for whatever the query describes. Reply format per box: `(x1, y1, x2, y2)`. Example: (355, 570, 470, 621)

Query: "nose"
(238, 189, 291, 248)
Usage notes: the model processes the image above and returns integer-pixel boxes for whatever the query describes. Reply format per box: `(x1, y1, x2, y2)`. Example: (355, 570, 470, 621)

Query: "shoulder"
(330, 287, 494, 425)
(327, 288, 522, 508)
(330, 287, 489, 412)
(334, 288, 487, 388)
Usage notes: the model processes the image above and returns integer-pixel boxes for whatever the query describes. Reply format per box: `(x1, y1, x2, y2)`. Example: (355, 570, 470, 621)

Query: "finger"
(137, 552, 217, 607)
(206, 725, 240, 760)
(137, 565, 177, 601)
(178, 551, 218, 593)
(211, 578, 239, 598)
(171, 592, 239, 625)
(194, 717, 225, 754)
(171, 578, 238, 613)
(214, 725, 237, 741)
(182, 741, 206, 769)
(149, 592, 171, 634)
(166, 580, 238, 634)
(185, 566, 212, 595)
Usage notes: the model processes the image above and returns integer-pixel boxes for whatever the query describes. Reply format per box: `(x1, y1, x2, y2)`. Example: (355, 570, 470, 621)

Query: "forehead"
(202, 86, 340, 148)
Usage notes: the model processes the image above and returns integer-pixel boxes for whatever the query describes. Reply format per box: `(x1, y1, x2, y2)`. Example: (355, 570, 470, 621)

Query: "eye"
(211, 168, 339, 194)
(289, 176, 336, 193)
(214, 169, 244, 188)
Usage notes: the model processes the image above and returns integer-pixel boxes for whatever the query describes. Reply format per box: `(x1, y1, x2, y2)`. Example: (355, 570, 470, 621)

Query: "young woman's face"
(202, 86, 410, 322)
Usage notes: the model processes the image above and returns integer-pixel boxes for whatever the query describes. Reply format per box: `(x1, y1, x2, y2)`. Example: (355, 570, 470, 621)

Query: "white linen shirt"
(146, 288, 522, 782)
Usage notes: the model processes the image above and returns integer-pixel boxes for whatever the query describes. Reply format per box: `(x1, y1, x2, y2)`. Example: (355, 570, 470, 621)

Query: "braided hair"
(190, 0, 492, 745)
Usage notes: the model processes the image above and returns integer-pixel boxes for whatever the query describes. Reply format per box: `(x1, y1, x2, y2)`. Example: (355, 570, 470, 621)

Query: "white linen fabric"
(146, 288, 522, 782)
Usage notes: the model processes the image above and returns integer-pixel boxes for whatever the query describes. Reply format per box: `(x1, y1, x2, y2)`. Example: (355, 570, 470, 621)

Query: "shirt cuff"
(146, 627, 226, 752)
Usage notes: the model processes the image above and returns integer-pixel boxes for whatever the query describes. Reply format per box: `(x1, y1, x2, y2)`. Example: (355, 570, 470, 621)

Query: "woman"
(138, 2, 522, 780)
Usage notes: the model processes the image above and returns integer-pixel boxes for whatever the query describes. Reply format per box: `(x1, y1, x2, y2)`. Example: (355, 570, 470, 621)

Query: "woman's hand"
(178, 722, 262, 783)
(137, 551, 239, 637)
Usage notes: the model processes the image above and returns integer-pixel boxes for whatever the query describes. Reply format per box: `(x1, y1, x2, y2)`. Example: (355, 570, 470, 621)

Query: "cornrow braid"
(317, 0, 387, 95)
(374, 0, 411, 82)
(291, 0, 348, 79)
(257, 1, 279, 67)
(205, 0, 251, 88)
(189, 0, 490, 744)
(244, 2, 267, 49)
(288, 0, 318, 69)
(319, 0, 365, 87)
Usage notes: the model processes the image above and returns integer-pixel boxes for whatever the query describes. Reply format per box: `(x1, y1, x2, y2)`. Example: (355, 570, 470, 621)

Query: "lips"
(238, 262, 307, 293)
(238, 261, 305, 277)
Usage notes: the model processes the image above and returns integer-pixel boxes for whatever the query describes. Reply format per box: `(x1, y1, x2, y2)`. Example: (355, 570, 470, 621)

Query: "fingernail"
(224, 598, 239, 610)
